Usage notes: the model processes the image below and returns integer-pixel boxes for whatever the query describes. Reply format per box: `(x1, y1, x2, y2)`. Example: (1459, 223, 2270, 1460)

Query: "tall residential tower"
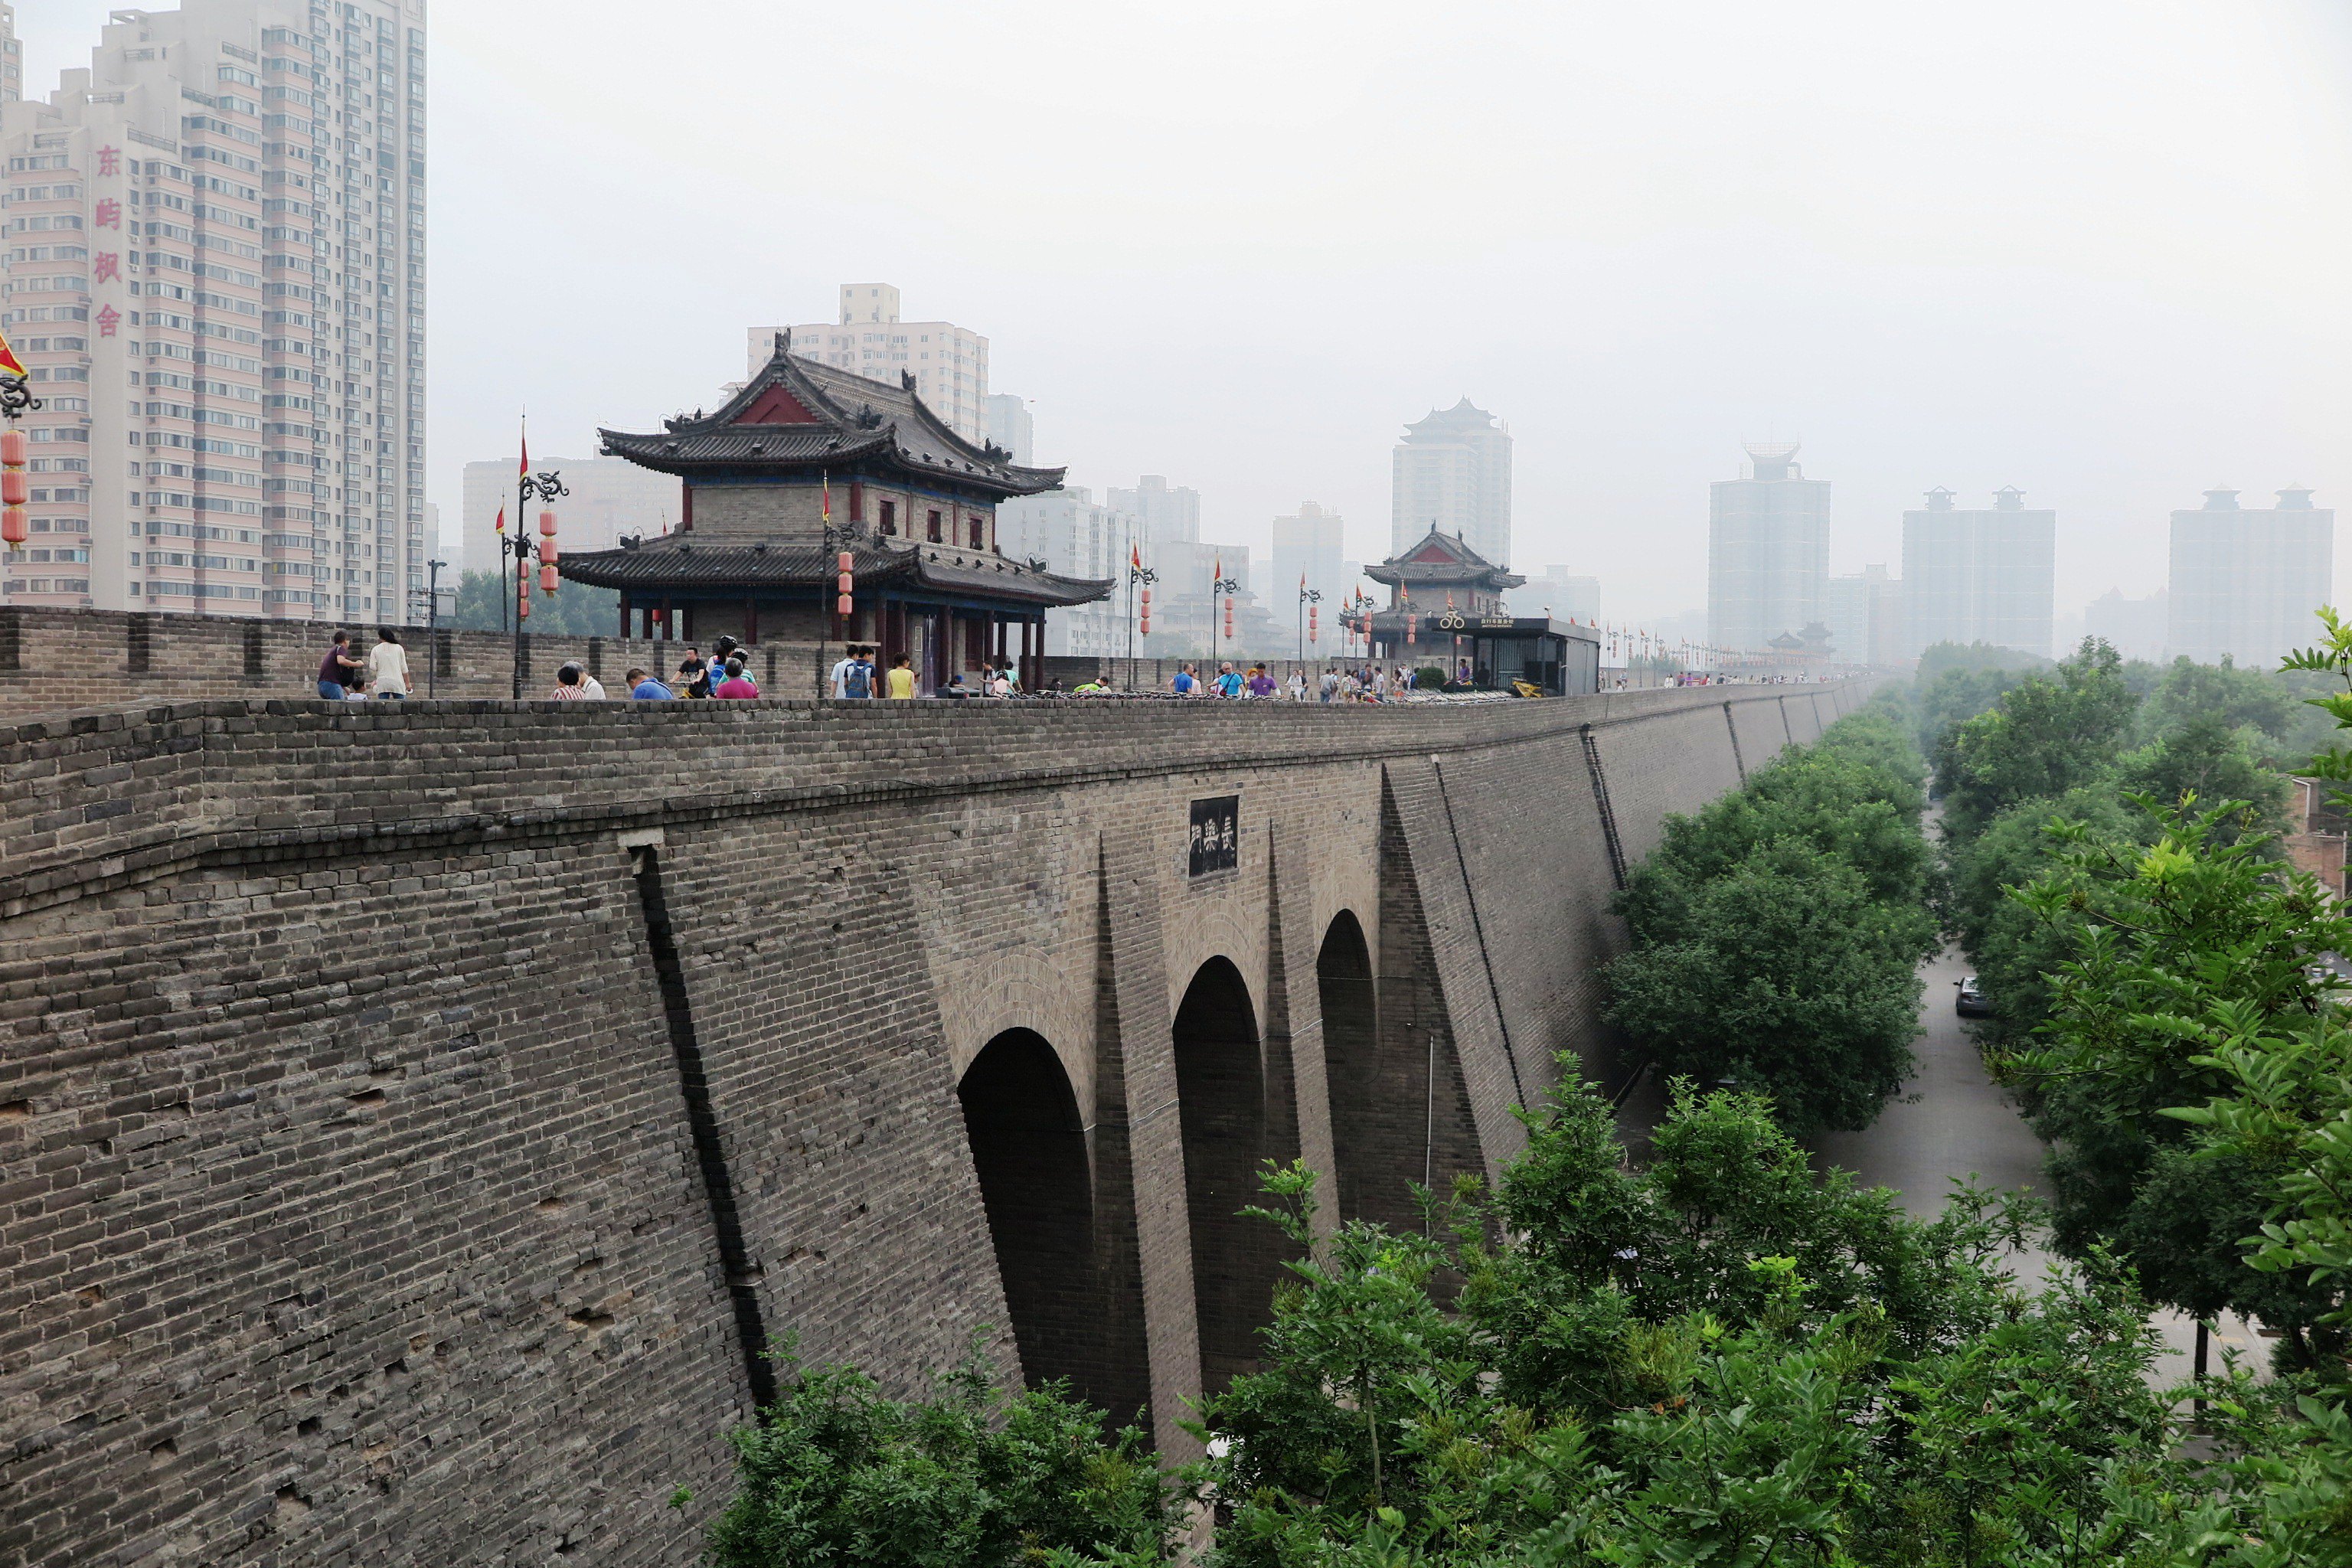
(2167, 488, 2334, 666)
(1391, 397, 1511, 566)
(1901, 487, 2056, 658)
(751, 284, 989, 445)
(1708, 441, 1828, 655)
(2, 0, 429, 621)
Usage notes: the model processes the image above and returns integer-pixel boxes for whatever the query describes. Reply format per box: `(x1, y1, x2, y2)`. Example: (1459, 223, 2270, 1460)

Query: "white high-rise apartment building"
(1901, 488, 2056, 658)
(1709, 442, 1829, 653)
(1, 0, 427, 622)
(1391, 397, 1511, 565)
(984, 392, 1031, 467)
(1109, 474, 1200, 547)
(1270, 500, 1344, 606)
(996, 485, 1145, 657)
(2167, 488, 2334, 665)
(2085, 587, 2167, 663)
(2, 5, 22, 107)
(749, 283, 988, 444)
(461, 454, 680, 578)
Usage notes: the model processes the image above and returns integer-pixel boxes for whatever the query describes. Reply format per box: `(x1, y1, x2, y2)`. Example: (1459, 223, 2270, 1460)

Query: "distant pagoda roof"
(560, 534, 1110, 609)
(599, 333, 1067, 500)
(1363, 526, 1524, 593)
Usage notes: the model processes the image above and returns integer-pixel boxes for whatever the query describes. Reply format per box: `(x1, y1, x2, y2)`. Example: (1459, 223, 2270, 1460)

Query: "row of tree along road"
(681, 625, 2352, 1566)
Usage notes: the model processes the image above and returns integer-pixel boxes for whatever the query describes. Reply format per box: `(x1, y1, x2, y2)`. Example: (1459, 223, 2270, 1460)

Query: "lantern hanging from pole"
(539, 562, 559, 594)
(1140, 585, 1152, 637)
(0, 507, 23, 549)
(835, 550, 854, 622)
(539, 509, 557, 537)
(1308, 605, 1318, 644)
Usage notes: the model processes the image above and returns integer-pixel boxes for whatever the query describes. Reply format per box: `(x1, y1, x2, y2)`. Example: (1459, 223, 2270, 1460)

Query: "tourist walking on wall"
(626, 667, 674, 700)
(713, 658, 761, 699)
(551, 664, 590, 701)
(1246, 665, 1277, 698)
(677, 646, 711, 697)
(365, 628, 410, 699)
(1171, 663, 1199, 696)
(317, 631, 363, 699)
(885, 654, 917, 700)
(1213, 663, 1244, 698)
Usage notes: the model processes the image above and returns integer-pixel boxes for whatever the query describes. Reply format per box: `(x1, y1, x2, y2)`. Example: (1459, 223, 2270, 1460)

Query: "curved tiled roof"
(560, 534, 1111, 609)
(600, 336, 1066, 499)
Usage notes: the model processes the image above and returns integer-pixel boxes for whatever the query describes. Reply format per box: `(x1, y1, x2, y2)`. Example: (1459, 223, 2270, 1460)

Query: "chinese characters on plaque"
(1189, 796, 1240, 878)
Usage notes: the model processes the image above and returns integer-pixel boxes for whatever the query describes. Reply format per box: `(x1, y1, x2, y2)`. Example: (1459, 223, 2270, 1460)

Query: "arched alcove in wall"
(1316, 911, 1388, 1223)
(958, 1028, 1145, 1414)
(1171, 956, 1287, 1397)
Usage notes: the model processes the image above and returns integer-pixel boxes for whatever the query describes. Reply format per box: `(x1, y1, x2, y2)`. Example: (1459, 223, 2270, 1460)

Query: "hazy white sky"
(22, 0, 2352, 622)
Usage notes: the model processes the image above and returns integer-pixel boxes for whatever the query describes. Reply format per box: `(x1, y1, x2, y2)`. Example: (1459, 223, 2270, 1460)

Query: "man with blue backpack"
(830, 645, 877, 701)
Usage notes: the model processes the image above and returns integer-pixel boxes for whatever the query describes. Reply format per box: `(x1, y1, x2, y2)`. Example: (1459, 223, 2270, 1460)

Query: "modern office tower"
(461, 454, 682, 579)
(1826, 564, 1903, 666)
(1108, 473, 1200, 546)
(1, 0, 428, 622)
(2167, 488, 2335, 665)
(748, 284, 989, 444)
(1708, 441, 1829, 654)
(2084, 587, 2167, 663)
(2, 4, 21, 106)
(1900, 487, 2056, 658)
(1391, 397, 1512, 564)
(1271, 500, 1345, 606)
(1509, 565, 1600, 622)
(985, 393, 1031, 466)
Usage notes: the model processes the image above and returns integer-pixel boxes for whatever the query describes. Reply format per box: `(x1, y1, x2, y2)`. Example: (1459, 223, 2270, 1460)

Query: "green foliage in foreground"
(1605, 710, 1938, 1135)
(701, 1355, 1174, 1568)
(695, 1082, 2352, 1567)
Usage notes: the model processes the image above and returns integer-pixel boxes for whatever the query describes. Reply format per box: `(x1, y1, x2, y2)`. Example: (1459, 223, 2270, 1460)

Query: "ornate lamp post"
(1295, 579, 1321, 669)
(408, 557, 449, 697)
(0, 346, 41, 554)
(1210, 564, 1239, 677)
(1126, 548, 1157, 670)
(508, 464, 568, 698)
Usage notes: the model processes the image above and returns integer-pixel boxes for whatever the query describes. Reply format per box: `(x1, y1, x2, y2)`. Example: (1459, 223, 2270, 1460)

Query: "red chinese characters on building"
(96, 145, 122, 178)
(93, 253, 121, 284)
(96, 305, 122, 339)
(94, 198, 122, 230)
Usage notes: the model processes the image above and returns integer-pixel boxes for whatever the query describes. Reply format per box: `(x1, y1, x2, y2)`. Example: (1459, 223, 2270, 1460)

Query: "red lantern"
(0, 472, 24, 508)
(1309, 606, 1318, 644)
(537, 537, 559, 567)
(538, 509, 557, 537)
(1, 506, 24, 548)
(1223, 595, 1234, 639)
(539, 562, 558, 594)
(836, 594, 853, 618)
(1140, 586, 1152, 638)
(518, 568, 531, 619)
(0, 429, 24, 466)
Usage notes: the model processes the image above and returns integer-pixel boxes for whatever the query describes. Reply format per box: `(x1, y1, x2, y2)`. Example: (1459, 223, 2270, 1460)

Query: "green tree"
(1609, 838, 1934, 1135)
(448, 567, 620, 638)
(1606, 714, 1937, 1136)
(1938, 639, 2138, 841)
(2004, 802, 2350, 1341)
(1943, 785, 2150, 1048)
(703, 1353, 1175, 1568)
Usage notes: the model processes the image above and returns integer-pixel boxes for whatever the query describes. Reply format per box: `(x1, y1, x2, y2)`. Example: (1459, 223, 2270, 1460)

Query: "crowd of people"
(308, 629, 1842, 705)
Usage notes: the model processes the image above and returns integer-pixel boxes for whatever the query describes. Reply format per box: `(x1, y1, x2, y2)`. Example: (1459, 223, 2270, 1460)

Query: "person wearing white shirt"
(365, 628, 411, 699)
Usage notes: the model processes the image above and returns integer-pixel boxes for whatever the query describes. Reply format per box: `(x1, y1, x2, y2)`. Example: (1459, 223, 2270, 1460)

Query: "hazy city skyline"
(20, 0, 2352, 627)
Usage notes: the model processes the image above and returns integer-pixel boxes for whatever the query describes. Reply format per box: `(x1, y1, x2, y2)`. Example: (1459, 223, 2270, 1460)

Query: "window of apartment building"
(878, 499, 896, 536)
(926, 508, 942, 543)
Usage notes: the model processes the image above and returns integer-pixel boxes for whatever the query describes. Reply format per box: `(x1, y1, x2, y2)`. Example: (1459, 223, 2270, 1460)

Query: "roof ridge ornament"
(776, 328, 791, 358)
(901, 369, 917, 391)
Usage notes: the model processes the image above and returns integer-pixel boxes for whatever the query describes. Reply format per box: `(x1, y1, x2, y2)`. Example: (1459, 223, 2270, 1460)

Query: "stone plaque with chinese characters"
(1189, 795, 1240, 878)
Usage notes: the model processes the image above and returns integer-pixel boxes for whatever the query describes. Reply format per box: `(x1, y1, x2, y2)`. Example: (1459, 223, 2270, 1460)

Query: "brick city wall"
(0, 605, 832, 715)
(0, 680, 1870, 1565)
